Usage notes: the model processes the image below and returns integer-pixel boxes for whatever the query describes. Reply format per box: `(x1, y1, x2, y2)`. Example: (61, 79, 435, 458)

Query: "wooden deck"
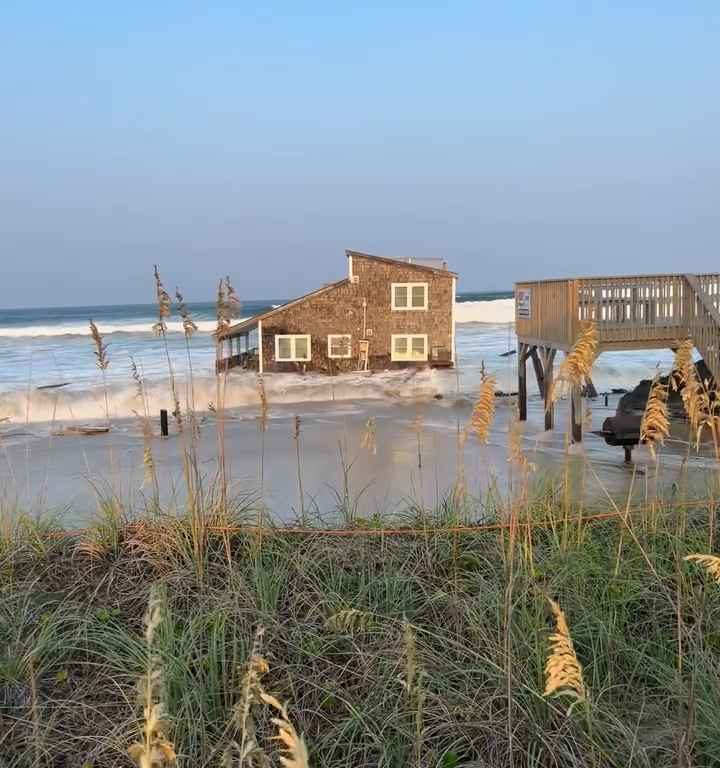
(514, 273, 720, 440)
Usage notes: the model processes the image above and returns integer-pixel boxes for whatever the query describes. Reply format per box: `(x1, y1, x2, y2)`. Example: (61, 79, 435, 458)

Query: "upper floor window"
(275, 334, 311, 362)
(391, 282, 428, 310)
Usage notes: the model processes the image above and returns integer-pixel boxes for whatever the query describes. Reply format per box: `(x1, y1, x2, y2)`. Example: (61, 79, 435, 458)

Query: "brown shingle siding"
(227, 251, 455, 373)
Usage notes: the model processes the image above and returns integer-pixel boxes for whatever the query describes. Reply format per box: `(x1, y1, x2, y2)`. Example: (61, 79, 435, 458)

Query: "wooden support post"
(529, 346, 545, 399)
(518, 343, 528, 421)
(571, 384, 582, 443)
(584, 377, 598, 399)
(160, 409, 169, 437)
(542, 347, 556, 431)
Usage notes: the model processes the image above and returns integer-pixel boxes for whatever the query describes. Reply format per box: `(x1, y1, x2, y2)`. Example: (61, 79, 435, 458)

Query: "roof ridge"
(345, 250, 456, 276)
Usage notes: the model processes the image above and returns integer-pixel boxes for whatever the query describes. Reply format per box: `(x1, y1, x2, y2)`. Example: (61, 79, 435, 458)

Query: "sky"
(1, 2, 718, 308)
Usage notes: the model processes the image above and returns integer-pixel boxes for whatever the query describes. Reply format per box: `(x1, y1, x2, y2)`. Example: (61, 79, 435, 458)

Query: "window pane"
(394, 285, 408, 307)
(411, 336, 425, 357)
(277, 337, 292, 359)
(411, 285, 426, 307)
(295, 337, 309, 359)
(394, 336, 408, 355)
(331, 335, 350, 356)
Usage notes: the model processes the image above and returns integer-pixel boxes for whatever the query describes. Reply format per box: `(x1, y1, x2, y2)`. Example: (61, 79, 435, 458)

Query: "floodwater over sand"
(0, 295, 715, 525)
(1, 383, 716, 527)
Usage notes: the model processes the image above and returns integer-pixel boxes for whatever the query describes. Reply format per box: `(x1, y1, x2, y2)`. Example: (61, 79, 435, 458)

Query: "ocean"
(0, 291, 677, 426)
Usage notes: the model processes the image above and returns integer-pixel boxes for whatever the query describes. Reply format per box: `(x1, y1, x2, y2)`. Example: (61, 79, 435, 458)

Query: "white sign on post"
(516, 288, 532, 320)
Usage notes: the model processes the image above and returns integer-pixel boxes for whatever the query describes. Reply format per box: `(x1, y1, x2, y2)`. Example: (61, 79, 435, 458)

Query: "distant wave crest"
(0, 319, 239, 339)
(0, 299, 515, 338)
(455, 298, 515, 325)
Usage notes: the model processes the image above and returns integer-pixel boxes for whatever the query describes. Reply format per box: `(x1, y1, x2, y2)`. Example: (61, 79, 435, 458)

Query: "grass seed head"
(554, 322, 598, 400)
(128, 585, 176, 768)
(216, 275, 241, 336)
(260, 693, 310, 768)
(224, 275, 241, 321)
(89, 320, 109, 371)
(257, 377, 269, 432)
(640, 375, 670, 458)
(672, 340, 711, 446)
(544, 598, 586, 702)
(508, 415, 534, 472)
(361, 417, 377, 455)
(685, 554, 720, 584)
(153, 266, 172, 336)
(175, 287, 198, 339)
(470, 374, 496, 444)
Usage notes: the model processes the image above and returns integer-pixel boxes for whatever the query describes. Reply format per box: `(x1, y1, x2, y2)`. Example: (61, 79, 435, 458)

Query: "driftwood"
(51, 425, 110, 437)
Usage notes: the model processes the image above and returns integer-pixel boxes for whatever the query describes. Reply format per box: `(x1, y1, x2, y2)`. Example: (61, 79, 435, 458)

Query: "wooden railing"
(515, 273, 720, 379)
(577, 274, 688, 348)
(685, 274, 720, 384)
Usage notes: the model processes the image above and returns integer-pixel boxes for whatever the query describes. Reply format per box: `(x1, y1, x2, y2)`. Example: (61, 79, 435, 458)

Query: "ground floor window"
(391, 334, 428, 361)
(327, 334, 352, 358)
(274, 334, 311, 362)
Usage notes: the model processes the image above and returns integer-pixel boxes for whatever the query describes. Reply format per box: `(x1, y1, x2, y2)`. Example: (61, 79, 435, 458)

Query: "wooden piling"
(518, 343, 528, 421)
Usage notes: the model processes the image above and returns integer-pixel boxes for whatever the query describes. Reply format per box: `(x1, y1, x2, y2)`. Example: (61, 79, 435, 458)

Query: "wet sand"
(0, 391, 715, 528)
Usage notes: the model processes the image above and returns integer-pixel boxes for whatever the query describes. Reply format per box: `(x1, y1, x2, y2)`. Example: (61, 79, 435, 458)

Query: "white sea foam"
(455, 298, 515, 325)
(0, 319, 242, 338)
(0, 369, 446, 424)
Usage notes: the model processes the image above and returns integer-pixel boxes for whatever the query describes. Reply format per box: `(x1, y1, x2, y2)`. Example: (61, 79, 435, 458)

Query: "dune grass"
(2, 476, 720, 767)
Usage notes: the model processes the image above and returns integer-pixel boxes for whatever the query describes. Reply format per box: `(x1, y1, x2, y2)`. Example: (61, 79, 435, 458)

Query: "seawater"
(0, 292, 678, 425)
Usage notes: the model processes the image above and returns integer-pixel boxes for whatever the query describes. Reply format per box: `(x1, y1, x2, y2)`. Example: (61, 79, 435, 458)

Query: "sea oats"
(470, 374, 496, 444)
(153, 266, 172, 336)
(554, 322, 598, 401)
(175, 287, 198, 338)
(216, 275, 241, 337)
(508, 416, 534, 472)
(673, 339, 711, 447)
(640, 376, 670, 458)
(257, 377, 269, 432)
(128, 586, 176, 768)
(225, 275, 241, 321)
(89, 320, 109, 371)
(684, 554, 720, 584)
(260, 693, 310, 768)
(361, 417, 377, 455)
(544, 598, 586, 701)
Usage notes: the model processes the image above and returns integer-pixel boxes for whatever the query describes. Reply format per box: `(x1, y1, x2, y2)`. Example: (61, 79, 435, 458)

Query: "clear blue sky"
(1, 2, 718, 307)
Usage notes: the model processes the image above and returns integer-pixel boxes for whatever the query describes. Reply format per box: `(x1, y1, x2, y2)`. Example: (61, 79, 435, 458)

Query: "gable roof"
(221, 250, 456, 338)
(346, 250, 457, 277)
(221, 278, 349, 337)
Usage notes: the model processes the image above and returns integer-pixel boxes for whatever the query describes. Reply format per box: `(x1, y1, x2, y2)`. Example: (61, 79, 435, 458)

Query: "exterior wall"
(259, 255, 454, 372)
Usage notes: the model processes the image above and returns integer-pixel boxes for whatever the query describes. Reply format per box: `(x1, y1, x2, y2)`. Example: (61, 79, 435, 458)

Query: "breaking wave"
(0, 320, 233, 338)
(0, 299, 516, 339)
(0, 369, 450, 425)
(455, 298, 515, 325)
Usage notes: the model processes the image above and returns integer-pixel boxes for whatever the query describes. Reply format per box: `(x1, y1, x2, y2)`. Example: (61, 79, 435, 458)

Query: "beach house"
(217, 250, 457, 373)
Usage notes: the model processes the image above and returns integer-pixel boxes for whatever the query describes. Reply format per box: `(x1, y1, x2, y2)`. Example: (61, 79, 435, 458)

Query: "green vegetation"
(2, 480, 720, 767)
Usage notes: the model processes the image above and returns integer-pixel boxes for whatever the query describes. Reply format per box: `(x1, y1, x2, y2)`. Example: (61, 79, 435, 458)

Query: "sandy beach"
(1, 385, 715, 528)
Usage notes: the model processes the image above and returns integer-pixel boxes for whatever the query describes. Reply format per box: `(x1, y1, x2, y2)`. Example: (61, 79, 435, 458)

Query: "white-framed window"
(391, 334, 428, 361)
(274, 334, 311, 362)
(391, 282, 428, 310)
(327, 334, 352, 359)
